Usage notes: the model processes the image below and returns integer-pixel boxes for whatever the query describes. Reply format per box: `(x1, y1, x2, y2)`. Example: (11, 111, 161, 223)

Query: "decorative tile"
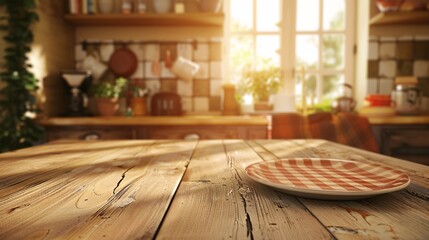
(160, 62, 175, 78)
(367, 78, 378, 94)
(379, 60, 396, 78)
(193, 79, 210, 96)
(209, 96, 221, 111)
(193, 43, 210, 61)
(367, 60, 379, 78)
(131, 62, 144, 79)
(379, 42, 396, 59)
(413, 61, 429, 77)
(181, 97, 193, 113)
(144, 44, 160, 61)
(99, 41, 115, 62)
(177, 43, 193, 60)
(193, 97, 209, 112)
(396, 61, 413, 76)
(210, 61, 222, 78)
(160, 78, 177, 92)
(368, 41, 379, 60)
(177, 79, 193, 97)
(210, 79, 222, 96)
(414, 41, 429, 60)
(195, 62, 209, 79)
(379, 78, 394, 95)
(210, 42, 222, 61)
(396, 41, 414, 60)
(128, 42, 144, 61)
(144, 61, 161, 78)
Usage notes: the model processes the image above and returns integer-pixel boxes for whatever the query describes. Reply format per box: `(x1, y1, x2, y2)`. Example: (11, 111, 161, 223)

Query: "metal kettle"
(332, 83, 356, 112)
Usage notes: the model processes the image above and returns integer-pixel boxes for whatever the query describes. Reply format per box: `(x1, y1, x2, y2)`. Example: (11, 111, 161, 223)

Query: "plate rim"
(245, 158, 411, 198)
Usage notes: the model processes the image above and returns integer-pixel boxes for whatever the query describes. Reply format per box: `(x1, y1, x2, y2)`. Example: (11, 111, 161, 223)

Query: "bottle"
(135, 0, 147, 14)
(121, 0, 133, 14)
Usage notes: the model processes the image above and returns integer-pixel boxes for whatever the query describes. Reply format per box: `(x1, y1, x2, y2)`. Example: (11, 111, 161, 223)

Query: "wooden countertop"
(38, 115, 269, 126)
(368, 115, 429, 125)
(0, 139, 428, 239)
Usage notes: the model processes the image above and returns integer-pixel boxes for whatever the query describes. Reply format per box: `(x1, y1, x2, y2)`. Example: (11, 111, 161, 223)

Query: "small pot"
(95, 98, 118, 116)
(98, 0, 115, 14)
(131, 98, 146, 116)
(375, 0, 403, 12)
(199, 0, 222, 13)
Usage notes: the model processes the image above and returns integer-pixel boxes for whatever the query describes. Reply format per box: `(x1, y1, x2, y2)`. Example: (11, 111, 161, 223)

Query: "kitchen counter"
(368, 115, 429, 125)
(37, 115, 269, 126)
(0, 139, 428, 239)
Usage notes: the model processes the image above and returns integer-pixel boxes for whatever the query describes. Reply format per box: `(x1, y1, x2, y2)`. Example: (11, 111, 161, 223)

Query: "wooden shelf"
(370, 11, 429, 26)
(65, 13, 224, 27)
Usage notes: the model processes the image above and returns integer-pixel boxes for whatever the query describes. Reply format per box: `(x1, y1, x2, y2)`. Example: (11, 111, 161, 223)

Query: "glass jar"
(392, 83, 421, 115)
(135, 0, 147, 14)
(121, 0, 133, 14)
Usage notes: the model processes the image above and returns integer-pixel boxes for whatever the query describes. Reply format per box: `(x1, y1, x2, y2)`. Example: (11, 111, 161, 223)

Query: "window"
(226, 0, 355, 110)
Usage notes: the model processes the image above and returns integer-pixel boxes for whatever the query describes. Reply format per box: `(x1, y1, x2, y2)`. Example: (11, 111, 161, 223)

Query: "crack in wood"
(233, 168, 254, 240)
(406, 183, 429, 201)
(112, 167, 133, 194)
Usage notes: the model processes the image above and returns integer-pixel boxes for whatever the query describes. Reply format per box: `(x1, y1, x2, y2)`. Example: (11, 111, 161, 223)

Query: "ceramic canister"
(153, 0, 172, 13)
(98, 0, 115, 14)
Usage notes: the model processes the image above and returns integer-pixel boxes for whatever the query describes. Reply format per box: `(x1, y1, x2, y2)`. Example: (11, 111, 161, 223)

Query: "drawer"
(45, 126, 135, 142)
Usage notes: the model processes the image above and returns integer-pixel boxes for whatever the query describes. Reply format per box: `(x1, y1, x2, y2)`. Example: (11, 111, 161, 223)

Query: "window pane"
(230, 35, 253, 83)
(323, 0, 345, 31)
(296, 35, 319, 70)
(230, 0, 253, 32)
(296, 0, 319, 31)
(256, 35, 280, 65)
(322, 75, 344, 100)
(322, 34, 345, 69)
(257, 0, 280, 32)
(295, 74, 317, 107)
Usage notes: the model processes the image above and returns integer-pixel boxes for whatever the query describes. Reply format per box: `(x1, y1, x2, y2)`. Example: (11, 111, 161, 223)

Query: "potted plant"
(129, 84, 149, 116)
(239, 62, 282, 111)
(92, 77, 127, 116)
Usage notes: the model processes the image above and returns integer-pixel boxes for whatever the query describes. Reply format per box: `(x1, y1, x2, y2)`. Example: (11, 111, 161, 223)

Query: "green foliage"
(93, 77, 127, 99)
(238, 60, 282, 102)
(0, 0, 43, 152)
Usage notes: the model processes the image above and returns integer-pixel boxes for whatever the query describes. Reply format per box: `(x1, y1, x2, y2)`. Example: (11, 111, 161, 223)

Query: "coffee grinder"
(62, 70, 91, 116)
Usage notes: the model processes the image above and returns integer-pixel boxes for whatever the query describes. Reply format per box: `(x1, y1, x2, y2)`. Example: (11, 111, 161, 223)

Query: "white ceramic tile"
(379, 42, 396, 59)
(177, 79, 193, 97)
(128, 42, 144, 61)
(144, 44, 160, 61)
(181, 97, 193, 113)
(195, 62, 209, 79)
(413, 61, 429, 77)
(193, 97, 209, 112)
(379, 78, 394, 95)
(193, 43, 209, 61)
(368, 41, 379, 60)
(144, 62, 160, 79)
(420, 96, 429, 113)
(210, 79, 222, 96)
(177, 43, 193, 60)
(75, 44, 86, 61)
(367, 78, 378, 94)
(99, 40, 114, 62)
(210, 61, 222, 78)
(145, 79, 161, 95)
(379, 61, 396, 78)
(160, 62, 175, 78)
(131, 62, 144, 79)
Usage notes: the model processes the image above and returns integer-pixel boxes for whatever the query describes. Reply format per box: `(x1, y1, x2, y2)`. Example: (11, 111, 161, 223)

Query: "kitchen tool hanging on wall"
(108, 46, 138, 77)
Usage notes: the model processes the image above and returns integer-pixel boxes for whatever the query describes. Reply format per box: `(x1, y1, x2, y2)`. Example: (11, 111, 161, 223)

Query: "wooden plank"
(0, 140, 196, 239)
(157, 140, 332, 239)
(253, 139, 429, 239)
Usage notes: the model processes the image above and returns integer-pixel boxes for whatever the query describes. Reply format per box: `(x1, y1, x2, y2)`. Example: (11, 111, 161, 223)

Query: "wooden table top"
(0, 140, 428, 239)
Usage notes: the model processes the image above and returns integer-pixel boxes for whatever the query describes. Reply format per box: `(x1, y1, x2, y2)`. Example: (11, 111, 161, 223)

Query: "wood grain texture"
(252, 139, 429, 239)
(0, 140, 196, 239)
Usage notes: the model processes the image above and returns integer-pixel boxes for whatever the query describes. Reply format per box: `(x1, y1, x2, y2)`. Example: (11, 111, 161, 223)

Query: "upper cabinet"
(64, 13, 225, 27)
(370, 11, 429, 25)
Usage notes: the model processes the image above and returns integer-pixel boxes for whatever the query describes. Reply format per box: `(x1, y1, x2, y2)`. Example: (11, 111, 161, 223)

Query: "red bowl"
(376, 0, 403, 12)
(365, 94, 392, 106)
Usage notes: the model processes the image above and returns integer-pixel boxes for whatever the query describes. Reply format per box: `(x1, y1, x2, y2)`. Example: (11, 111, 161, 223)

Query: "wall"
(72, 0, 224, 115)
(31, 0, 76, 116)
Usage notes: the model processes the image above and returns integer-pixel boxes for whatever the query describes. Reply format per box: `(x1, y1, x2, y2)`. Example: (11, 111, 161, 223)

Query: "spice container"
(121, 0, 133, 14)
(174, 0, 185, 13)
(392, 77, 421, 115)
(135, 0, 147, 14)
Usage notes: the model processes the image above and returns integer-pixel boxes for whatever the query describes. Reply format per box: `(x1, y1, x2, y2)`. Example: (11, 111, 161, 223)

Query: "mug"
(171, 57, 200, 81)
(82, 53, 107, 81)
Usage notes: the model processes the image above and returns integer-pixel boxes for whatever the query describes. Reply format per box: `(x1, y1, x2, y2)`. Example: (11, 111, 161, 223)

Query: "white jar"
(98, 0, 115, 14)
(153, 0, 172, 13)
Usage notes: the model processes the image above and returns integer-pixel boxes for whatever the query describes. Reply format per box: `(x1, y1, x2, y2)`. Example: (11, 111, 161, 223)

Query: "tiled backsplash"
(75, 39, 222, 114)
(367, 36, 429, 96)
